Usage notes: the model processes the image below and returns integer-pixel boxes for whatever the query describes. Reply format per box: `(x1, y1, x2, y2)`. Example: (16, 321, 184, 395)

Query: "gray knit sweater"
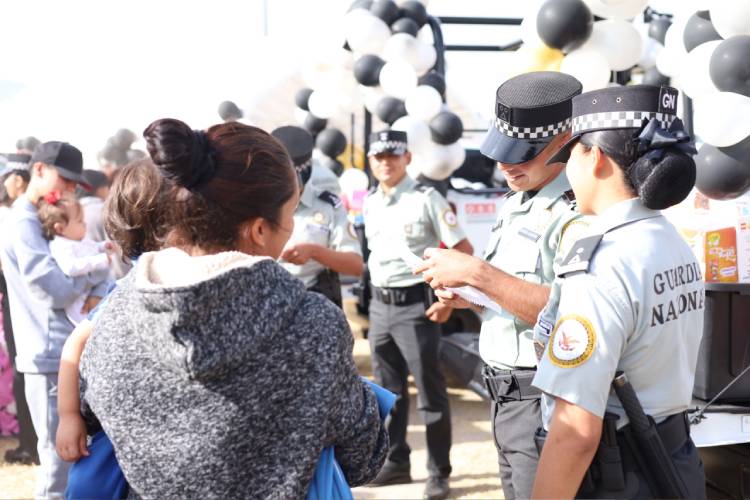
(80, 249, 387, 499)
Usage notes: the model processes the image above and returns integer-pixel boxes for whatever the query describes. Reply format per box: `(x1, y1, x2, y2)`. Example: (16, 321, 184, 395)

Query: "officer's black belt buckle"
(482, 364, 541, 402)
(371, 284, 425, 306)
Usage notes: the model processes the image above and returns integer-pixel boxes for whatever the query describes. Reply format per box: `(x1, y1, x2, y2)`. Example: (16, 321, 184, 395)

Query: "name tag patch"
(548, 315, 596, 368)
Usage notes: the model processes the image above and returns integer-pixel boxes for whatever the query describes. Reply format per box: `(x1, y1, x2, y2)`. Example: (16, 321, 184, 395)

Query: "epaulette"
(561, 189, 577, 208)
(556, 234, 603, 278)
(318, 191, 342, 208)
(414, 183, 432, 194)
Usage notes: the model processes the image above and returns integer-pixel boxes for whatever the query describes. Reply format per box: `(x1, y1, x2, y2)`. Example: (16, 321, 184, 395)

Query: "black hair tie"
(633, 118, 697, 162)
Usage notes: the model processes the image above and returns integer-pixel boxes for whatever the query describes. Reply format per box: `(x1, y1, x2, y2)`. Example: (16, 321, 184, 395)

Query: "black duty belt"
(482, 364, 542, 402)
(371, 283, 427, 306)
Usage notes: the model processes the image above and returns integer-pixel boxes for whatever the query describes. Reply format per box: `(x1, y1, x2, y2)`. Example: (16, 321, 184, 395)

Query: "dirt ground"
(0, 300, 504, 499)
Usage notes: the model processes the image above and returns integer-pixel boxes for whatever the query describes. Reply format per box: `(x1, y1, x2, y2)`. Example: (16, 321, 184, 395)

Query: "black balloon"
(354, 54, 387, 86)
(641, 66, 670, 86)
(113, 128, 137, 150)
(218, 101, 243, 121)
(648, 17, 671, 45)
(418, 71, 446, 98)
(720, 134, 750, 165)
(536, 0, 593, 53)
(316, 128, 348, 159)
(695, 144, 750, 200)
(370, 0, 400, 25)
(683, 11, 722, 53)
(429, 111, 463, 145)
(399, 1, 428, 28)
(303, 113, 328, 135)
(375, 97, 408, 124)
(391, 17, 420, 36)
(710, 36, 750, 97)
(295, 88, 314, 111)
(320, 155, 344, 177)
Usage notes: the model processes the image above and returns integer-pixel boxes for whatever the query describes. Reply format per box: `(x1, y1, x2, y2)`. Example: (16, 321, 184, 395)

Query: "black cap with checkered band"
(480, 71, 582, 165)
(368, 130, 408, 156)
(547, 84, 680, 165)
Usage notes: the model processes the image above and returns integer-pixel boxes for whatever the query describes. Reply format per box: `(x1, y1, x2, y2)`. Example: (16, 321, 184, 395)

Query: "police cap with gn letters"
(547, 84, 680, 165)
(368, 130, 408, 157)
(480, 71, 582, 165)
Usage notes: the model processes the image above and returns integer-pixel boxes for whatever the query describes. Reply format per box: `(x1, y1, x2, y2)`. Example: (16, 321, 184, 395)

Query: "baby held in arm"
(55, 158, 168, 464)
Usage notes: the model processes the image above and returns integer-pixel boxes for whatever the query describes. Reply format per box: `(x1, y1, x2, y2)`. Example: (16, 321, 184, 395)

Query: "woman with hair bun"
(78, 119, 387, 498)
(529, 86, 706, 499)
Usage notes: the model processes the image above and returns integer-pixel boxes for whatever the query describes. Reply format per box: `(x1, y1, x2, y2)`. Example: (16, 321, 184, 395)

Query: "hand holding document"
(398, 243, 503, 315)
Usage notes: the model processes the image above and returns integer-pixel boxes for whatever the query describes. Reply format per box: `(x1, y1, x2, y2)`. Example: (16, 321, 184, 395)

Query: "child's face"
(59, 203, 87, 241)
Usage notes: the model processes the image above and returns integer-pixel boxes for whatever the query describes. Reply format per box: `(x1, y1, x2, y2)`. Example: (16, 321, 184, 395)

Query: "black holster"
(535, 412, 637, 499)
(483, 365, 541, 403)
(309, 269, 342, 308)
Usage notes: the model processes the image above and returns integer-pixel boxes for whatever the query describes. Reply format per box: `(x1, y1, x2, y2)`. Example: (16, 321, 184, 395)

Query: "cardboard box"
(705, 227, 738, 283)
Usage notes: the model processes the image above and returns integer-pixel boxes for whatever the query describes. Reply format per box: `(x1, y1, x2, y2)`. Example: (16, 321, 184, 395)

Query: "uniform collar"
(507, 170, 570, 213)
(299, 182, 318, 209)
(377, 174, 416, 204)
(591, 198, 661, 234)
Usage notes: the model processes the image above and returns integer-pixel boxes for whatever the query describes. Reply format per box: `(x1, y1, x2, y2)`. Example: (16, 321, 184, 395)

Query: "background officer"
(532, 85, 705, 498)
(272, 126, 363, 306)
(363, 129, 473, 500)
(415, 71, 583, 499)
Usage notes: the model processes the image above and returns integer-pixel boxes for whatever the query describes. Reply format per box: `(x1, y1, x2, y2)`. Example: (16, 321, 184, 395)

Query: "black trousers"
(0, 271, 38, 453)
(368, 297, 452, 478)
(492, 398, 542, 500)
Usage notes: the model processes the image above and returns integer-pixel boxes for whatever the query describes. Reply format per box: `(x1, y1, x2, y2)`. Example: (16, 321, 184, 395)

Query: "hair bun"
(143, 118, 216, 189)
(630, 149, 696, 210)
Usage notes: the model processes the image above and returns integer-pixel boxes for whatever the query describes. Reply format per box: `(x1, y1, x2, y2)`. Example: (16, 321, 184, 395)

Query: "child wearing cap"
(37, 192, 113, 325)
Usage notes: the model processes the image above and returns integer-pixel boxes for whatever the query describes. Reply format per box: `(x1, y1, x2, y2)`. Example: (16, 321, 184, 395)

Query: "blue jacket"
(0, 197, 110, 373)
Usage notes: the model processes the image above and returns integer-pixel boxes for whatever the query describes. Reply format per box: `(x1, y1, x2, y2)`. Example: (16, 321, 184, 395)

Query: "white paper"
(397, 243, 504, 314)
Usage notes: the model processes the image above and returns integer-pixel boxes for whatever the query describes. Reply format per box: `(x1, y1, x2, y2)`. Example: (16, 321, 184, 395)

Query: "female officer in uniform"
(531, 85, 706, 499)
(272, 126, 363, 306)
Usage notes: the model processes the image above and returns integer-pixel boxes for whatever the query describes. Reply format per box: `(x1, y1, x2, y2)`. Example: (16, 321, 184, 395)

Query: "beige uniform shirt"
(533, 199, 705, 429)
(281, 183, 360, 288)
(364, 175, 466, 288)
(479, 171, 576, 370)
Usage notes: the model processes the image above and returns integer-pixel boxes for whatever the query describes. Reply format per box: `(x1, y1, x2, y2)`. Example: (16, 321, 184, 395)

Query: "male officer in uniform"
(272, 126, 363, 306)
(364, 130, 473, 500)
(415, 71, 583, 499)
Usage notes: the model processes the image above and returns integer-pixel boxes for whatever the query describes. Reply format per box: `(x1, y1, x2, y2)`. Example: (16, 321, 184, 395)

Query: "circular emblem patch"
(547, 314, 596, 368)
(442, 209, 457, 227)
(313, 212, 326, 224)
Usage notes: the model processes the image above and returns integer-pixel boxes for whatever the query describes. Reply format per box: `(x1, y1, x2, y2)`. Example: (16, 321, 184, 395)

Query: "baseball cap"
(0, 153, 31, 177)
(30, 141, 90, 188)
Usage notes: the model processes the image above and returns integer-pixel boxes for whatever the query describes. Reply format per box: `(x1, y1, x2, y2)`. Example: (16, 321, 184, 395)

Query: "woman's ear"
(590, 146, 610, 180)
(53, 222, 65, 235)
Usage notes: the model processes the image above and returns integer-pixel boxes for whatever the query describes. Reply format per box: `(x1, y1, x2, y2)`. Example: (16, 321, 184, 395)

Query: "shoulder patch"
(556, 234, 603, 277)
(547, 314, 596, 368)
(442, 208, 457, 227)
(558, 218, 591, 259)
(318, 190, 342, 208)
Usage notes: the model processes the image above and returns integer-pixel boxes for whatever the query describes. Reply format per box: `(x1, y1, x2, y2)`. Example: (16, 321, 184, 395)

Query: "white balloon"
(308, 90, 339, 119)
(383, 33, 422, 67)
(680, 40, 721, 99)
(582, 0, 649, 20)
(405, 85, 443, 122)
(414, 40, 438, 76)
(293, 107, 308, 126)
(560, 47, 611, 92)
(519, 0, 546, 47)
(693, 92, 750, 147)
(406, 160, 423, 180)
(339, 167, 370, 196)
(711, 0, 750, 38)
(639, 37, 663, 69)
(379, 61, 418, 99)
(581, 20, 643, 71)
(655, 17, 689, 78)
(417, 142, 466, 181)
(362, 85, 388, 114)
(392, 115, 432, 153)
(345, 11, 391, 55)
